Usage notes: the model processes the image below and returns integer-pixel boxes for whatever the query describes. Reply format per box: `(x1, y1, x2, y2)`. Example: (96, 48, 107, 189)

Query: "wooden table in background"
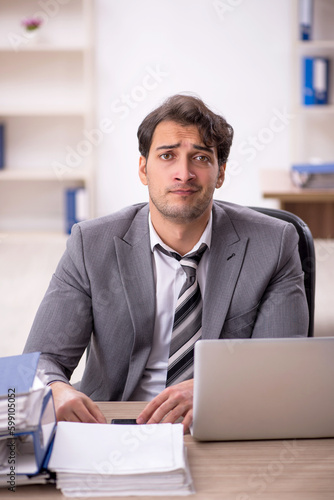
(3, 402, 334, 500)
(260, 169, 334, 238)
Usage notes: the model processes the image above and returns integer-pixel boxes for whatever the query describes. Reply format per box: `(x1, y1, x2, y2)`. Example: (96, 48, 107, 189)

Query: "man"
(24, 94, 308, 432)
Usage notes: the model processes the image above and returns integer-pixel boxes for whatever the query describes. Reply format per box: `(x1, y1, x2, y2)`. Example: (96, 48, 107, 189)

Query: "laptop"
(192, 337, 334, 441)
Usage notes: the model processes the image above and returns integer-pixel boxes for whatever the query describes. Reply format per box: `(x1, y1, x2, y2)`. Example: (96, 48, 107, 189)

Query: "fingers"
(181, 409, 193, 434)
(50, 381, 106, 424)
(136, 391, 168, 424)
(85, 398, 107, 423)
(137, 379, 194, 433)
(58, 397, 106, 423)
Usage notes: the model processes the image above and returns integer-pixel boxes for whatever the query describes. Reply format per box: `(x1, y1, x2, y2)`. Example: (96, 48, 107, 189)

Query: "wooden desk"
(261, 169, 334, 238)
(3, 402, 334, 500)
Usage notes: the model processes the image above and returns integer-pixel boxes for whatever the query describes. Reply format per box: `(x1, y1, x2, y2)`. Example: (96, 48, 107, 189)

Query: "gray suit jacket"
(24, 201, 309, 400)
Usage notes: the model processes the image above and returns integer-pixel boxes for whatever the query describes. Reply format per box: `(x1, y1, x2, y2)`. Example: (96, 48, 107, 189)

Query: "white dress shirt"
(129, 212, 212, 401)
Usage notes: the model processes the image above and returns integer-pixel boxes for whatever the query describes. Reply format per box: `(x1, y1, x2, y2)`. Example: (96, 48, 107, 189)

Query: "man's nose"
(174, 158, 195, 182)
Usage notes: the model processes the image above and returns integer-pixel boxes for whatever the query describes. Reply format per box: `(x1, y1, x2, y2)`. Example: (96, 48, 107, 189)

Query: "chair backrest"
(249, 207, 315, 337)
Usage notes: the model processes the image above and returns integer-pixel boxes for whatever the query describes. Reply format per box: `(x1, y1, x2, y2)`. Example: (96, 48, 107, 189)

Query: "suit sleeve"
(23, 224, 93, 384)
(252, 222, 309, 338)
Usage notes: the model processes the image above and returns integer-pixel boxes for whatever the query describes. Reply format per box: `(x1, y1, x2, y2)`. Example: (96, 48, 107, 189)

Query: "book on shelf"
(303, 57, 330, 105)
(299, 0, 313, 40)
(291, 163, 334, 188)
(0, 352, 57, 483)
(0, 124, 4, 169)
(65, 187, 89, 234)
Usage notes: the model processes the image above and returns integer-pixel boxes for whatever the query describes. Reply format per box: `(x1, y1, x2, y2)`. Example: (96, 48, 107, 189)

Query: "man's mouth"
(169, 186, 200, 196)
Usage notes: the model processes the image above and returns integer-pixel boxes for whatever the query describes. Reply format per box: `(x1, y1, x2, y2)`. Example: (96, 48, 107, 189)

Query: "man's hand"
(136, 379, 193, 433)
(50, 381, 106, 423)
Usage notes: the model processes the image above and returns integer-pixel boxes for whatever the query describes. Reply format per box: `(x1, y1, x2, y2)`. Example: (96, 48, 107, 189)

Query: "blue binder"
(9, 391, 56, 476)
(303, 57, 330, 105)
(292, 163, 334, 175)
(299, 0, 313, 40)
(291, 163, 334, 188)
(0, 352, 40, 395)
(65, 188, 88, 234)
(0, 353, 56, 478)
(65, 189, 77, 234)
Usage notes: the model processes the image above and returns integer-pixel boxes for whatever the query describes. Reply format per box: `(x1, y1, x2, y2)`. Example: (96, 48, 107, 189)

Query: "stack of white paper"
(48, 422, 194, 497)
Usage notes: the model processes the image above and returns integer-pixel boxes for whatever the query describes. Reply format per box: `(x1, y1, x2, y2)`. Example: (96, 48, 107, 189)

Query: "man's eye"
(160, 153, 173, 160)
(194, 155, 209, 162)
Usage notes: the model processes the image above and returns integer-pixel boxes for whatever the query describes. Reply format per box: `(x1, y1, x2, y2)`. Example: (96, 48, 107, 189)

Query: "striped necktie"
(157, 243, 208, 386)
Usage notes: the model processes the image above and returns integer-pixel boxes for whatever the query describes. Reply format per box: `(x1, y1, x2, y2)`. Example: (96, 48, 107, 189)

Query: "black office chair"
(249, 207, 315, 337)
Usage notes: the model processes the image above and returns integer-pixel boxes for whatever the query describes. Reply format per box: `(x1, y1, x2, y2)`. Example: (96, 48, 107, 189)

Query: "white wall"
(94, 0, 293, 217)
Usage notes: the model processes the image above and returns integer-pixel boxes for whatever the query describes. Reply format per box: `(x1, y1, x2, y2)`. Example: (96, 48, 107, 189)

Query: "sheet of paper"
(49, 422, 183, 474)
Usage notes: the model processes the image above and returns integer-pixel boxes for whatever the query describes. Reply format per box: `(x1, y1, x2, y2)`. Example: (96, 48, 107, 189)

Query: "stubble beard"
(149, 187, 214, 224)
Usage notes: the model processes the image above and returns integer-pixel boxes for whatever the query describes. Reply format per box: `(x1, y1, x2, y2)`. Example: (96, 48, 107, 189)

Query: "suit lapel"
(202, 203, 248, 339)
(114, 205, 156, 400)
(114, 202, 249, 396)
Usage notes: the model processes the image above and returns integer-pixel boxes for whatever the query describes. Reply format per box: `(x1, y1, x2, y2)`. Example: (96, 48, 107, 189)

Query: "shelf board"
(296, 104, 334, 115)
(0, 230, 68, 240)
(297, 40, 334, 50)
(0, 45, 89, 53)
(261, 169, 334, 202)
(0, 107, 87, 117)
(0, 169, 89, 182)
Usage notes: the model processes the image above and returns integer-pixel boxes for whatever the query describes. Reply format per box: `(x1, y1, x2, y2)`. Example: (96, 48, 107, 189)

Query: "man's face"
(139, 121, 225, 224)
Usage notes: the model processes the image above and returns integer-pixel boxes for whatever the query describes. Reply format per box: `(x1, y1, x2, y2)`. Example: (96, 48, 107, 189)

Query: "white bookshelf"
(0, 0, 94, 233)
(0, 169, 90, 182)
(262, 2, 334, 238)
(291, 0, 334, 166)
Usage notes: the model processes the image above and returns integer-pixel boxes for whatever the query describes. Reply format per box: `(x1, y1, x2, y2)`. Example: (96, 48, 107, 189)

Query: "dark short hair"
(137, 94, 234, 166)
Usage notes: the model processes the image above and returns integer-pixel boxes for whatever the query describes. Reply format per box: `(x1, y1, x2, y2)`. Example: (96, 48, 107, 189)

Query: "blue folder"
(303, 57, 329, 105)
(0, 352, 40, 395)
(0, 353, 56, 477)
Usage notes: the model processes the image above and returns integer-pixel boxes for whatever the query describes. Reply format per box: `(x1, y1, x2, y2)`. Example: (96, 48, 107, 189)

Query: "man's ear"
(216, 163, 226, 189)
(139, 156, 148, 186)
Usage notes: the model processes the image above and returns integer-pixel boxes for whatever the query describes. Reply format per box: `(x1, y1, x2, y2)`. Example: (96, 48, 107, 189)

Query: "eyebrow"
(193, 144, 214, 154)
(155, 143, 214, 153)
(155, 143, 180, 151)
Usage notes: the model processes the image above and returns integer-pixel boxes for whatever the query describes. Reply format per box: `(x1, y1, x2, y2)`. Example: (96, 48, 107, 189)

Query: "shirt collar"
(149, 211, 212, 256)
